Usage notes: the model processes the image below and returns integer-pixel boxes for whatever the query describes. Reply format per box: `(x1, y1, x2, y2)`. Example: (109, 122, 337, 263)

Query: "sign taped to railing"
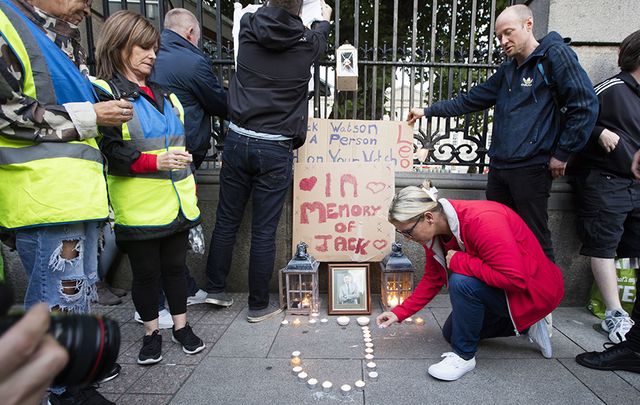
(293, 162, 395, 262)
(294, 118, 414, 171)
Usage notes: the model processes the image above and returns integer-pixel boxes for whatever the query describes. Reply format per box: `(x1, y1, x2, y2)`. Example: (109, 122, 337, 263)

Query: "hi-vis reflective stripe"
(0, 142, 102, 165)
(0, 0, 55, 103)
(129, 136, 185, 151)
(168, 93, 184, 123)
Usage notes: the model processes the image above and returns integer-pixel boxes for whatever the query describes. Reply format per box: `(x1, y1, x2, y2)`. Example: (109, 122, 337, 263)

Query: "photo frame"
(328, 263, 371, 315)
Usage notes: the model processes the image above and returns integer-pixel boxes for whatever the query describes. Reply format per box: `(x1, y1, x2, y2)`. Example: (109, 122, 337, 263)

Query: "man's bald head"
(496, 4, 533, 26)
(495, 4, 537, 65)
(165, 8, 201, 46)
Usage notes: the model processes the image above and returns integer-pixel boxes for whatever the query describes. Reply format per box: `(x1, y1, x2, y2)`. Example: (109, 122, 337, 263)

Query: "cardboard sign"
(294, 118, 414, 171)
(293, 162, 395, 262)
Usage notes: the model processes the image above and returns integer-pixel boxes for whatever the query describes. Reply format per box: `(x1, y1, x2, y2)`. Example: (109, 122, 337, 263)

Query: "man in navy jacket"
(151, 8, 227, 170)
(408, 4, 598, 261)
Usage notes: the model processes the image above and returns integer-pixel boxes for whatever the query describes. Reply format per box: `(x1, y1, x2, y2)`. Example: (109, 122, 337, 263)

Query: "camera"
(0, 312, 121, 387)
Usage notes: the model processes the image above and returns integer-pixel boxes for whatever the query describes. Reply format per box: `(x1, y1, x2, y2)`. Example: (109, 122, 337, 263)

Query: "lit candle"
(340, 384, 352, 396)
(363, 332, 371, 338)
(322, 381, 333, 392)
(292, 318, 301, 327)
(387, 294, 399, 307)
(365, 342, 374, 348)
(311, 312, 320, 317)
(281, 320, 289, 325)
(368, 371, 378, 381)
(320, 318, 328, 324)
(365, 348, 374, 354)
(365, 354, 375, 361)
(405, 317, 413, 324)
(363, 337, 372, 343)
(297, 371, 308, 382)
(415, 317, 425, 325)
(291, 357, 301, 367)
(301, 296, 310, 308)
(307, 378, 318, 390)
(361, 326, 370, 332)
(366, 362, 377, 371)
(355, 380, 366, 391)
(309, 319, 317, 325)
(292, 366, 303, 375)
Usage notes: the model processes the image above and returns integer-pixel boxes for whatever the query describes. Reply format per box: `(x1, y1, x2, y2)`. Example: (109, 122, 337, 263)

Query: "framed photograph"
(328, 263, 371, 315)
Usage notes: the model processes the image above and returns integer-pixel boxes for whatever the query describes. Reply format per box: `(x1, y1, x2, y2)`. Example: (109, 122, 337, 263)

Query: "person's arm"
(0, 304, 68, 405)
(407, 66, 504, 124)
(189, 61, 228, 119)
(548, 45, 599, 162)
(0, 37, 132, 143)
(448, 215, 528, 293)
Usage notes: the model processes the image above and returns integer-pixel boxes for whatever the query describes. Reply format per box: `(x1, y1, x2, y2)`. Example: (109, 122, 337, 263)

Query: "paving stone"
(170, 358, 364, 405)
(161, 344, 211, 366)
(558, 359, 640, 404)
(115, 394, 173, 404)
(99, 362, 149, 394)
(97, 391, 121, 403)
(364, 359, 604, 404)
(128, 364, 195, 394)
(615, 370, 640, 391)
(552, 307, 609, 352)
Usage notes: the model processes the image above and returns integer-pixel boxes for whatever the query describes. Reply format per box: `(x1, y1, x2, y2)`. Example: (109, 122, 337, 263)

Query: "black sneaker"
(172, 323, 205, 354)
(48, 385, 114, 405)
(575, 341, 640, 373)
(138, 330, 162, 365)
(98, 362, 121, 384)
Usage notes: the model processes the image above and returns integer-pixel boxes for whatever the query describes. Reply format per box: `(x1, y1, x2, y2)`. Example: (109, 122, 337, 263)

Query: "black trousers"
(486, 165, 555, 262)
(118, 231, 189, 322)
(627, 275, 640, 352)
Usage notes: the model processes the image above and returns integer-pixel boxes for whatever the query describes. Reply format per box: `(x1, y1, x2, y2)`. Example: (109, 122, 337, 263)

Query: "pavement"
(88, 293, 640, 405)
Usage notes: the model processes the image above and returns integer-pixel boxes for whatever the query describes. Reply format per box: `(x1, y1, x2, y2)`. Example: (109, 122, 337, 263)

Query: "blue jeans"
(15, 221, 100, 312)
(205, 130, 293, 309)
(442, 273, 516, 360)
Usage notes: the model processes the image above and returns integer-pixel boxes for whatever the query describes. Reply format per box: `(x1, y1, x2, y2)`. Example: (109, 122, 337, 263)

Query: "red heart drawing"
(299, 176, 317, 191)
(366, 182, 386, 194)
(373, 239, 388, 250)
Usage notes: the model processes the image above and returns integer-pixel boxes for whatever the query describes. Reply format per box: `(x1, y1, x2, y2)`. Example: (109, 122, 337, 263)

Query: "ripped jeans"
(16, 221, 100, 313)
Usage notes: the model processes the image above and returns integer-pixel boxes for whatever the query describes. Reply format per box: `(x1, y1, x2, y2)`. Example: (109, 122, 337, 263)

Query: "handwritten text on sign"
(294, 118, 414, 171)
(293, 162, 395, 262)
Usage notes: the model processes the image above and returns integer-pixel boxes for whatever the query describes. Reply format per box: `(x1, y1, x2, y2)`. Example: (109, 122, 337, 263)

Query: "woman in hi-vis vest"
(94, 11, 204, 366)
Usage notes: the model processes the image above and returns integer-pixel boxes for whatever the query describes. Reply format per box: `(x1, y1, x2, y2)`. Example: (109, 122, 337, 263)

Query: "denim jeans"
(205, 130, 293, 309)
(15, 221, 100, 313)
(442, 273, 516, 360)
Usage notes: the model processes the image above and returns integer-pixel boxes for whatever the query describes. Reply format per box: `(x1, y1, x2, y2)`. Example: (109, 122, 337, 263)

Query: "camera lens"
(0, 313, 120, 387)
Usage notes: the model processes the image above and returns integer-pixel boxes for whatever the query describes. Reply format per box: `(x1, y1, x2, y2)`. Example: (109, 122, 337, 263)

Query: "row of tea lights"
(288, 316, 379, 396)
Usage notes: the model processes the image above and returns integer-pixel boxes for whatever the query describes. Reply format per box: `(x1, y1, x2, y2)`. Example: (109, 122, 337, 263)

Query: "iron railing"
(89, 0, 512, 171)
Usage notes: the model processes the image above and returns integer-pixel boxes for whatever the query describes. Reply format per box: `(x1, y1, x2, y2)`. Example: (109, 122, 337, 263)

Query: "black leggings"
(118, 231, 188, 322)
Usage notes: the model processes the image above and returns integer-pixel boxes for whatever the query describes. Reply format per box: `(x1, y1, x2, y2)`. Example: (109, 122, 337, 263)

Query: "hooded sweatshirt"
(228, 6, 329, 149)
(424, 32, 598, 169)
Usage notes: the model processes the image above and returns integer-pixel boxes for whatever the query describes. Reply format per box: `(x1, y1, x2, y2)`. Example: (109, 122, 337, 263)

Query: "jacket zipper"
(503, 291, 520, 336)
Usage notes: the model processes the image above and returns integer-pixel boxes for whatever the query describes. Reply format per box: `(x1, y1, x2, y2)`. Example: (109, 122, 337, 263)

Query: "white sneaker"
(528, 318, 553, 358)
(544, 312, 553, 337)
(187, 289, 208, 306)
(427, 352, 476, 381)
(602, 309, 634, 344)
(133, 309, 174, 330)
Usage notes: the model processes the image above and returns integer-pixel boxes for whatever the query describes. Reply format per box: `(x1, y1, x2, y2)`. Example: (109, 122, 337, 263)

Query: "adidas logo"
(521, 77, 533, 87)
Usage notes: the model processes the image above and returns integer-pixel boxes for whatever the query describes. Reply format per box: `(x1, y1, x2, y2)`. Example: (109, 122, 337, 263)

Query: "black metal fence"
(90, 0, 513, 170)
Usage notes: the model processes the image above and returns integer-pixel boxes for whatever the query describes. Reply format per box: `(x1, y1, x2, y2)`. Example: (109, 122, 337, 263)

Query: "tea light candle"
(281, 320, 289, 325)
(309, 318, 317, 325)
(311, 312, 320, 317)
(415, 317, 425, 325)
(363, 337, 372, 343)
(297, 371, 308, 382)
(355, 380, 366, 391)
(361, 326, 370, 331)
(363, 332, 371, 338)
(365, 348, 374, 354)
(336, 316, 350, 326)
(320, 318, 328, 324)
(292, 318, 301, 327)
(291, 357, 301, 367)
(405, 317, 414, 324)
(368, 371, 379, 381)
(365, 354, 375, 361)
(292, 366, 303, 375)
(322, 381, 333, 392)
(340, 384, 352, 396)
(307, 378, 318, 389)
(365, 342, 374, 348)
(366, 361, 377, 371)
(291, 351, 301, 357)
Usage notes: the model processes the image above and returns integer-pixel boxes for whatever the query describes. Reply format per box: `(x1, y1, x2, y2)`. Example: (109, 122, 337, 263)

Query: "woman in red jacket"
(376, 180, 564, 381)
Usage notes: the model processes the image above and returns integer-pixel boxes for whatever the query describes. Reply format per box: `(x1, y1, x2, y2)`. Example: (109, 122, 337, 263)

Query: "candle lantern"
(279, 242, 320, 315)
(379, 242, 415, 311)
(335, 41, 358, 91)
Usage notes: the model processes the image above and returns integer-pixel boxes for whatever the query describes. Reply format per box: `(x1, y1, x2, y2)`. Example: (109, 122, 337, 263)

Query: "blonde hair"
(95, 10, 159, 80)
(388, 179, 442, 223)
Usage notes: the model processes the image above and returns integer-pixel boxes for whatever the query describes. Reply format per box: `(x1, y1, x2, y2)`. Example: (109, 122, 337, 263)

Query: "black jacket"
(574, 72, 640, 177)
(229, 6, 329, 148)
(151, 29, 227, 168)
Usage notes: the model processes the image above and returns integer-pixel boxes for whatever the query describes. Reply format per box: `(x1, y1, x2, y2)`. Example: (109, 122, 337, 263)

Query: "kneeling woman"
(376, 180, 563, 381)
(95, 11, 204, 365)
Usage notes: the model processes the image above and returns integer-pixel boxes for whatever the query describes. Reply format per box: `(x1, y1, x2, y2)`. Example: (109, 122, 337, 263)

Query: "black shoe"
(575, 341, 640, 373)
(48, 385, 114, 405)
(172, 323, 205, 354)
(138, 330, 162, 365)
(98, 362, 121, 384)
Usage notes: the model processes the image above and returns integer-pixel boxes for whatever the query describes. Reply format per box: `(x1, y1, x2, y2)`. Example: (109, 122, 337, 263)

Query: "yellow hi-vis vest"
(0, 2, 108, 229)
(93, 80, 200, 230)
